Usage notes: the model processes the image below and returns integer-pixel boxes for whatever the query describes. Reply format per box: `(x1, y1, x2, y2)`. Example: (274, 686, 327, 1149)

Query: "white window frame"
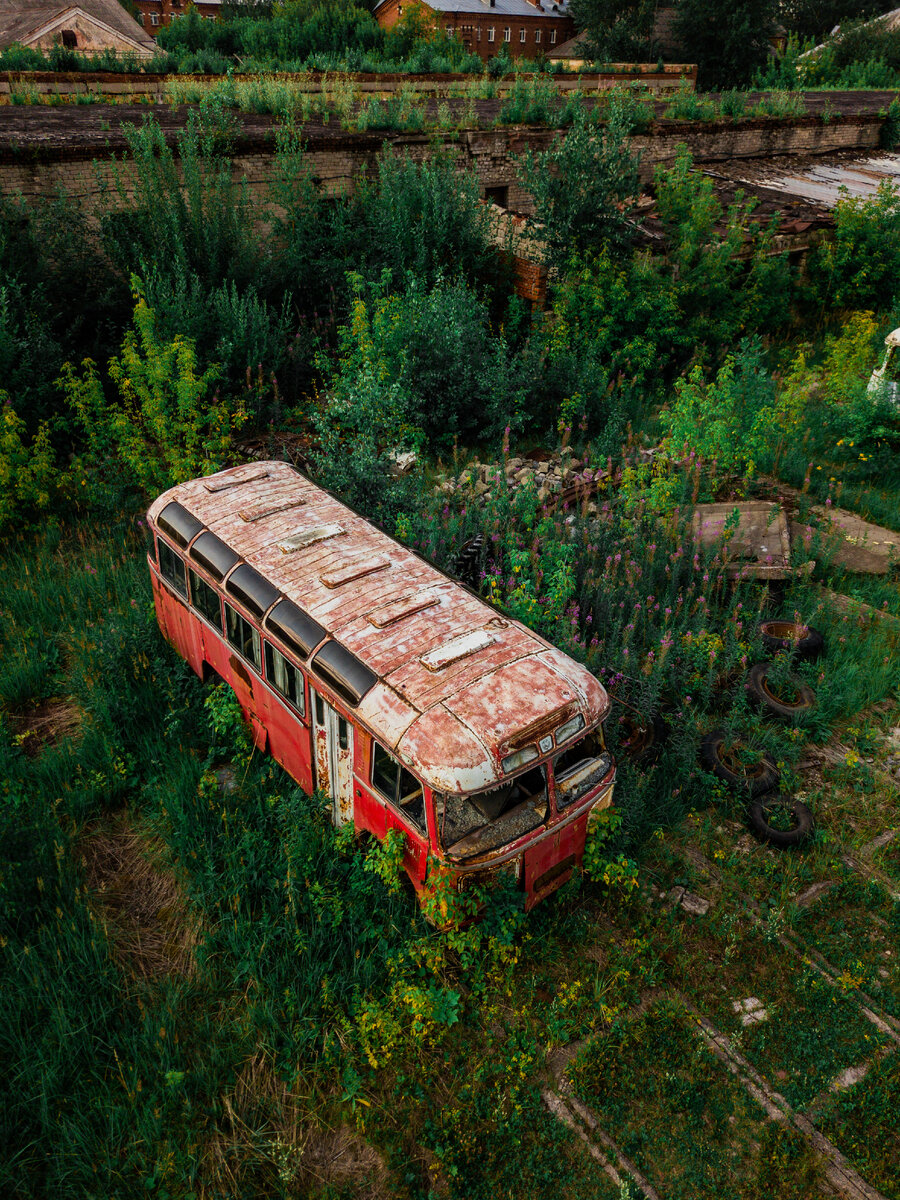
(225, 602, 262, 672)
(504, 27, 511, 42)
(535, 29, 541, 43)
(520, 28, 526, 43)
(150, 13, 160, 25)
(264, 641, 306, 717)
(550, 28, 557, 44)
(488, 26, 494, 42)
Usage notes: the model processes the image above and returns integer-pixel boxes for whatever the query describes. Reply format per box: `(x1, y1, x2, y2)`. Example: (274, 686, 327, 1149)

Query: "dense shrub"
(320, 276, 533, 453)
(518, 100, 643, 268)
(355, 149, 505, 299)
(807, 179, 900, 311)
(61, 288, 247, 503)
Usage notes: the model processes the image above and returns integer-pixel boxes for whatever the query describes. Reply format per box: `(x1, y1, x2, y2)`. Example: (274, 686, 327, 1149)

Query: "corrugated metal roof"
(148, 462, 609, 794)
(728, 151, 900, 208)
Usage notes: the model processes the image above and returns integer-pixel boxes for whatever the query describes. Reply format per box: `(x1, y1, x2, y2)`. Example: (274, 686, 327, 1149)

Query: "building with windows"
(0, 0, 157, 57)
(373, 0, 574, 62)
(132, 0, 222, 37)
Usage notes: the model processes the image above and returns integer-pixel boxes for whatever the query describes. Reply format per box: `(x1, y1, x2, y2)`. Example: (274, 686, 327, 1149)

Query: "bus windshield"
(436, 765, 548, 860)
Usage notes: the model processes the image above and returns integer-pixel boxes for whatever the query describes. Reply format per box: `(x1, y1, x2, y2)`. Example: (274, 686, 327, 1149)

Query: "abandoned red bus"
(147, 462, 616, 908)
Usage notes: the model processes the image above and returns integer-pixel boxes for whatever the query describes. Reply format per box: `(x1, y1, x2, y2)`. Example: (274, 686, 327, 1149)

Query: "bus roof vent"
(265, 598, 326, 661)
(311, 641, 378, 707)
(239, 497, 306, 523)
(225, 563, 281, 619)
(320, 556, 390, 589)
(203, 467, 270, 493)
(368, 593, 440, 629)
(157, 501, 204, 548)
(420, 629, 494, 672)
(276, 523, 345, 553)
(190, 531, 241, 581)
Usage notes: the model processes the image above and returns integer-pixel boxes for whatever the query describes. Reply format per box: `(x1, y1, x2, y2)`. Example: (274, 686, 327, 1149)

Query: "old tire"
(450, 535, 484, 590)
(700, 729, 779, 796)
(745, 663, 816, 721)
(748, 794, 814, 848)
(758, 620, 825, 662)
(617, 711, 669, 762)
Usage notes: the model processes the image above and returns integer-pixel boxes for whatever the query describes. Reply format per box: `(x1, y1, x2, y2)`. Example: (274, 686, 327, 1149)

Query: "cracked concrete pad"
(792, 505, 900, 575)
(694, 502, 792, 579)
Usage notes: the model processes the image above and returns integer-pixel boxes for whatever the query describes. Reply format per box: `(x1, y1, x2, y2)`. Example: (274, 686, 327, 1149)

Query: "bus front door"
(311, 689, 354, 826)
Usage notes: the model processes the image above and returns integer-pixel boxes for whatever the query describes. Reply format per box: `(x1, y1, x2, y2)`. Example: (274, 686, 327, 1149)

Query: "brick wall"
(0, 114, 884, 221)
(0, 66, 698, 103)
(374, 0, 574, 62)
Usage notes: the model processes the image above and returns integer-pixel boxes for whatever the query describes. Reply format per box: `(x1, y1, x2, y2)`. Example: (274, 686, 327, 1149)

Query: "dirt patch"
(5, 696, 81, 757)
(206, 1050, 392, 1199)
(79, 813, 198, 981)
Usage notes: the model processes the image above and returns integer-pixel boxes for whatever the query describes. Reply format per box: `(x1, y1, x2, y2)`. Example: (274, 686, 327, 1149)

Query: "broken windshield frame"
(554, 728, 611, 810)
(435, 764, 548, 860)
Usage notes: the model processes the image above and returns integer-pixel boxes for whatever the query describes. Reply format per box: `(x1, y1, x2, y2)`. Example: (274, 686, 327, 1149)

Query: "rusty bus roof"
(148, 462, 609, 794)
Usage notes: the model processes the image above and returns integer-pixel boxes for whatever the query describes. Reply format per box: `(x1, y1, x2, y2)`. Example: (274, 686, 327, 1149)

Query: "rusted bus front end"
(392, 652, 615, 909)
(433, 728, 615, 910)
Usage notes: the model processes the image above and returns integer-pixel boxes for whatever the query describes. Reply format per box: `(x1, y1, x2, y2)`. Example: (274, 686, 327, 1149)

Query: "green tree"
(674, 0, 777, 89)
(569, 0, 656, 61)
(517, 101, 643, 269)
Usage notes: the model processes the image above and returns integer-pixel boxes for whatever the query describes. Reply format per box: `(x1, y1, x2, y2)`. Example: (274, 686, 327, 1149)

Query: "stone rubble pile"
(436, 447, 608, 510)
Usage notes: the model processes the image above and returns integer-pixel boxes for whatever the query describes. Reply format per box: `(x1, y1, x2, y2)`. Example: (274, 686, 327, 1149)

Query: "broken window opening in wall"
(60, 29, 77, 48)
(485, 185, 509, 208)
(436, 765, 548, 859)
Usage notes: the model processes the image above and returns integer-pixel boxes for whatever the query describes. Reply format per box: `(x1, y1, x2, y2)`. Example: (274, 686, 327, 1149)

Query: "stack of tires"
(702, 619, 824, 848)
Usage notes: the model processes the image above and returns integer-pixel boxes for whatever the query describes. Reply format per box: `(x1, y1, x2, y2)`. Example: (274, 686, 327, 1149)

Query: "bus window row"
(156, 534, 305, 719)
(156, 534, 429, 836)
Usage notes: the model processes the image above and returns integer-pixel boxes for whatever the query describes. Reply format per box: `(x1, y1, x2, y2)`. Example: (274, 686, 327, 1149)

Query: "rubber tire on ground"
(758, 620, 825, 662)
(747, 794, 814, 848)
(745, 662, 816, 721)
(617, 711, 670, 763)
(700, 729, 780, 796)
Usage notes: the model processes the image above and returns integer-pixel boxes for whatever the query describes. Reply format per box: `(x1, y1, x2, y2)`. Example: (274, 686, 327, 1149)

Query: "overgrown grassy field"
(1, 89, 900, 1197)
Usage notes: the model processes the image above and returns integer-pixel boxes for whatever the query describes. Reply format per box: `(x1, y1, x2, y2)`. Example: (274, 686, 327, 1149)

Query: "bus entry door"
(311, 689, 354, 826)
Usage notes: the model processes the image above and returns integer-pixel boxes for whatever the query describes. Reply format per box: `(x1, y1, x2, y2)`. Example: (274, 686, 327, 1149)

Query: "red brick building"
(132, 0, 221, 37)
(374, 0, 574, 62)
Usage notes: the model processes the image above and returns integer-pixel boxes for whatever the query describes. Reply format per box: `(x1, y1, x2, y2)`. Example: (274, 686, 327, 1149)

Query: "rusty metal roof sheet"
(727, 151, 900, 209)
(148, 462, 609, 793)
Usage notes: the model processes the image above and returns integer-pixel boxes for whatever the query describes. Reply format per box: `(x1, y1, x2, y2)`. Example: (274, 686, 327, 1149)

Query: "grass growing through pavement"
(569, 998, 824, 1199)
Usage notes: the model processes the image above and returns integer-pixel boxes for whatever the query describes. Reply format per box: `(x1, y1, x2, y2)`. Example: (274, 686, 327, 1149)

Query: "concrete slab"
(693, 502, 792, 579)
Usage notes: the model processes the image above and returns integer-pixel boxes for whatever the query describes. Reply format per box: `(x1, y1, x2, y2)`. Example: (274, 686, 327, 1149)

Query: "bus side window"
(157, 538, 187, 598)
(190, 568, 222, 630)
(372, 743, 426, 836)
(264, 641, 305, 716)
(225, 602, 261, 671)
